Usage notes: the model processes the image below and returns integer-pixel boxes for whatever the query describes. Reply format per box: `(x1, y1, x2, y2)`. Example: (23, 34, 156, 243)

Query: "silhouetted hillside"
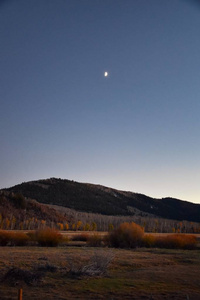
(3, 178, 200, 222)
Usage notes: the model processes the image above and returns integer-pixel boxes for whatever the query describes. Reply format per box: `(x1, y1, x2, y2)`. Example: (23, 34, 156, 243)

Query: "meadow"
(0, 229, 200, 300)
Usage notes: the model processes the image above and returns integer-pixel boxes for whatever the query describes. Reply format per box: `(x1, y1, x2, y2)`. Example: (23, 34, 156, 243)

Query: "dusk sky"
(1, 0, 200, 204)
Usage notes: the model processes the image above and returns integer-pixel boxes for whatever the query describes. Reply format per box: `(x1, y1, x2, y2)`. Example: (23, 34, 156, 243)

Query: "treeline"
(38, 204, 200, 233)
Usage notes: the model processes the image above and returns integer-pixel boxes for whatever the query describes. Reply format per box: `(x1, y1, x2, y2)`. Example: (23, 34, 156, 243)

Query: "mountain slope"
(4, 178, 200, 222)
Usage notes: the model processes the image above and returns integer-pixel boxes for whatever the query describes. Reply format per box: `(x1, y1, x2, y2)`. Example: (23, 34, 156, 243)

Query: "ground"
(0, 245, 200, 300)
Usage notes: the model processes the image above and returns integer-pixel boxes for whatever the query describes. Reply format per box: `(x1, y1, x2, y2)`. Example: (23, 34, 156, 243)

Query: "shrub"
(0, 231, 30, 246)
(10, 232, 30, 246)
(154, 234, 197, 250)
(36, 263, 58, 273)
(141, 233, 197, 250)
(87, 234, 103, 247)
(71, 233, 89, 242)
(107, 222, 144, 248)
(0, 230, 12, 246)
(2, 267, 44, 286)
(35, 228, 63, 247)
(142, 234, 156, 248)
(27, 231, 37, 242)
(62, 235, 69, 244)
(67, 250, 114, 277)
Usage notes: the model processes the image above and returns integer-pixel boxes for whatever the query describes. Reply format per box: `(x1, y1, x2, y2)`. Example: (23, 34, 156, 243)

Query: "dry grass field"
(0, 244, 200, 300)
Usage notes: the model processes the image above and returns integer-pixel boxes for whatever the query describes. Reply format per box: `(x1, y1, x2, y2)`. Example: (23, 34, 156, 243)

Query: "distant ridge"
(3, 178, 200, 222)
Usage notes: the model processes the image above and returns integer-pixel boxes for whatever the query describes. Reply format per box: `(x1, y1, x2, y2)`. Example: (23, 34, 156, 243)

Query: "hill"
(3, 178, 200, 223)
(0, 190, 70, 230)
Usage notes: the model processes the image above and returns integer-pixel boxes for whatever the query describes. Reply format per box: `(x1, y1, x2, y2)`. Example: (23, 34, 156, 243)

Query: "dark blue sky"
(1, 0, 200, 203)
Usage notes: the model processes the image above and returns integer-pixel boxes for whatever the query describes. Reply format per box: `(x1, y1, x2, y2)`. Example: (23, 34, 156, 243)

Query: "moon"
(104, 71, 108, 77)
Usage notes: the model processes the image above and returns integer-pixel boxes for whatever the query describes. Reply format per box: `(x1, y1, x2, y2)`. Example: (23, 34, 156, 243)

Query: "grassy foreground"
(0, 246, 200, 300)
